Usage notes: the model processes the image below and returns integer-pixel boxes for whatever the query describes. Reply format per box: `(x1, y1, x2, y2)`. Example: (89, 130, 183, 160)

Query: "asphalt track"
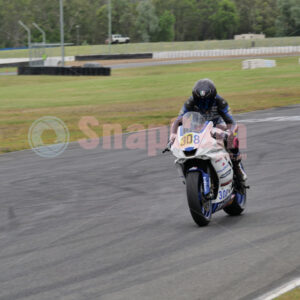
(0, 105, 300, 300)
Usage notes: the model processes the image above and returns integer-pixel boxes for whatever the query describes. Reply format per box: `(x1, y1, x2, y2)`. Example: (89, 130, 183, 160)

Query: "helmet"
(192, 79, 217, 109)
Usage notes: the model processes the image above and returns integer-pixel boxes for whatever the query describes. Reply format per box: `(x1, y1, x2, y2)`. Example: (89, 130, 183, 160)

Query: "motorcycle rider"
(169, 79, 247, 184)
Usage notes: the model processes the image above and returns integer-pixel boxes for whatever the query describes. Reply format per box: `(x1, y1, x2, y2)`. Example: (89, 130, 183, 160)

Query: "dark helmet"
(192, 79, 217, 108)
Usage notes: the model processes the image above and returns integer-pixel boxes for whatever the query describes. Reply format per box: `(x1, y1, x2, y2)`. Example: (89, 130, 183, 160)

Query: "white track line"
(255, 277, 300, 300)
(239, 116, 300, 123)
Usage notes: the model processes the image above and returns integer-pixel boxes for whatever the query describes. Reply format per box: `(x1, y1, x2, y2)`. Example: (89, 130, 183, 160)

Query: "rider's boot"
(227, 137, 247, 184)
(232, 156, 247, 183)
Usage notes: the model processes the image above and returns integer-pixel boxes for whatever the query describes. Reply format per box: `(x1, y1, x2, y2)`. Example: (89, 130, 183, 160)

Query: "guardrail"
(153, 46, 300, 59)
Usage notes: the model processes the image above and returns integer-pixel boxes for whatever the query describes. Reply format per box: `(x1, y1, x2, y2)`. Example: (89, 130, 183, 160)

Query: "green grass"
(0, 36, 300, 59)
(0, 67, 17, 73)
(0, 56, 299, 153)
(275, 287, 300, 300)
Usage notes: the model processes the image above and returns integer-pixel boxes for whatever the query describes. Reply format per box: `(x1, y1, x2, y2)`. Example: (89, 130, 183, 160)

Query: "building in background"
(234, 33, 266, 40)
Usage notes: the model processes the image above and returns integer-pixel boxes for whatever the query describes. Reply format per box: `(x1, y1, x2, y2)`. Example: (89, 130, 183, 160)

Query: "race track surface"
(0, 106, 299, 300)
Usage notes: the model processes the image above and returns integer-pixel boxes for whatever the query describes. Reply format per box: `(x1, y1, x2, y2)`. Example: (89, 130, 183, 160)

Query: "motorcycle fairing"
(173, 121, 234, 205)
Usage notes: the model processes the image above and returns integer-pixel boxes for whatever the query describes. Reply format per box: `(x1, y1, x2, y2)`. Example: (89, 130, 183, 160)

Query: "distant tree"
(155, 10, 175, 41)
(0, 0, 295, 48)
(135, 0, 159, 42)
(233, 0, 255, 34)
(96, 5, 108, 44)
(212, 0, 239, 39)
(196, 0, 219, 40)
(0, 0, 34, 47)
(276, 0, 300, 36)
(170, 0, 199, 41)
(253, 0, 278, 36)
(118, 1, 138, 41)
(234, 0, 278, 37)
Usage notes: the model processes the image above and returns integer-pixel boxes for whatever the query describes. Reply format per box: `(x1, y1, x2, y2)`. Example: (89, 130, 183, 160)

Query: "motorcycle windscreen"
(180, 112, 208, 151)
(182, 112, 207, 134)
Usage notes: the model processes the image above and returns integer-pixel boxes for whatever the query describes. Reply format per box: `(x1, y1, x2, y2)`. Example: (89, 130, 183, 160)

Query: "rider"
(169, 78, 247, 183)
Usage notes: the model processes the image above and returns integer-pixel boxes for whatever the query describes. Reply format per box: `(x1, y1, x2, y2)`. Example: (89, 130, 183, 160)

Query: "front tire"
(186, 172, 212, 227)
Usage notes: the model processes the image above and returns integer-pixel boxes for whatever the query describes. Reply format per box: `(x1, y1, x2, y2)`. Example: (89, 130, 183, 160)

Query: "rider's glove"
(169, 133, 177, 145)
(223, 130, 234, 142)
(163, 134, 176, 153)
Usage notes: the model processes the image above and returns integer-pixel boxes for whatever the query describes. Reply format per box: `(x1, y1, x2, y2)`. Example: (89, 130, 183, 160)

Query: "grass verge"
(0, 67, 17, 73)
(0, 56, 299, 153)
(275, 287, 300, 300)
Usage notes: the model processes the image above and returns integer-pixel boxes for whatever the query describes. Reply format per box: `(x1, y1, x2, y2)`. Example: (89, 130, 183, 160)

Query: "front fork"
(175, 162, 214, 200)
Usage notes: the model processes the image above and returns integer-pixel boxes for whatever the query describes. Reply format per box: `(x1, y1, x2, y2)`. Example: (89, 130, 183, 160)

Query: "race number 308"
(180, 134, 193, 147)
(180, 133, 200, 147)
(219, 189, 230, 200)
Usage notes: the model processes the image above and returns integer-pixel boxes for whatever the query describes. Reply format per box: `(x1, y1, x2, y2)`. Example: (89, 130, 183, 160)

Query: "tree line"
(0, 0, 299, 48)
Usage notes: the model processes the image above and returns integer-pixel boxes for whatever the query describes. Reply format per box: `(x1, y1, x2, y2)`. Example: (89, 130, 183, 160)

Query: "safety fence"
(153, 46, 300, 59)
(2, 46, 300, 69)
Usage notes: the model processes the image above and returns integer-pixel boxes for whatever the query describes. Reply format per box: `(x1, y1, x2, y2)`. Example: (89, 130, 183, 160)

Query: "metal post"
(59, 0, 65, 66)
(18, 20, 32, 65)
(108, 0, 112, 54)
(32, 23, 46, 44)
(76, 25, 80, 46)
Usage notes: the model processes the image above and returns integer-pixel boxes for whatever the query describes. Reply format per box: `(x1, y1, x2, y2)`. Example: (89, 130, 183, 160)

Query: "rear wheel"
(186, 172, 212, 227)
(223, 186, 247, 216)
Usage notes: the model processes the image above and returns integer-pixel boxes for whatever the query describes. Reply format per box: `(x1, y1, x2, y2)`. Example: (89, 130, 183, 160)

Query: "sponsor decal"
(220, 169, 232, 179)
(217, 164, 229, 173)
(221, 179, 233, 187)
(200, 90, 206, 97)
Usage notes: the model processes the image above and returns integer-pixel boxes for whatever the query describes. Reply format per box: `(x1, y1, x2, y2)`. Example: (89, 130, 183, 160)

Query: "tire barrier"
(75, 53, 153, 61)
(18, 66, 111, 76)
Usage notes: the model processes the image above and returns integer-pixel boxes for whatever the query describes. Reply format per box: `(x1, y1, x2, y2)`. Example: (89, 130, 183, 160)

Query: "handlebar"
(162, 141, 173, 154)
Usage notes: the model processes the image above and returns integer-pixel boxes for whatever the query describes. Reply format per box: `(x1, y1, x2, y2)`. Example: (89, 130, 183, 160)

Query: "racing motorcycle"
(163, 112, 247, 227)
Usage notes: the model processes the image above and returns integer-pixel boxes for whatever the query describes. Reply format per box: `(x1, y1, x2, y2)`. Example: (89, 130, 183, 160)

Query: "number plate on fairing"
(212, 187, 233, 206)
(180, 133, 200, 149)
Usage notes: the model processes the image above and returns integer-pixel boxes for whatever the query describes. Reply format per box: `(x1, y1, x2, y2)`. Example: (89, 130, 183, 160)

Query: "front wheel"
(186, 172, 212, 227)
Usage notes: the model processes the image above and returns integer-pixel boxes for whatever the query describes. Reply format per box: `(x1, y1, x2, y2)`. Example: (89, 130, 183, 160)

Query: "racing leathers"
(170, 94, 247, 183)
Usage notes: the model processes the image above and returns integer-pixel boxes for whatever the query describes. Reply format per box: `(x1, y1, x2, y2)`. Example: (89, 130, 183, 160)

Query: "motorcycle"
(163, 112, 247, 227)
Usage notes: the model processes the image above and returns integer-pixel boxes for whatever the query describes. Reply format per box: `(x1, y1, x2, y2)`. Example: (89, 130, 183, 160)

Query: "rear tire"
(223, 187, 246, 216)
(186, 172, 212, 227)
